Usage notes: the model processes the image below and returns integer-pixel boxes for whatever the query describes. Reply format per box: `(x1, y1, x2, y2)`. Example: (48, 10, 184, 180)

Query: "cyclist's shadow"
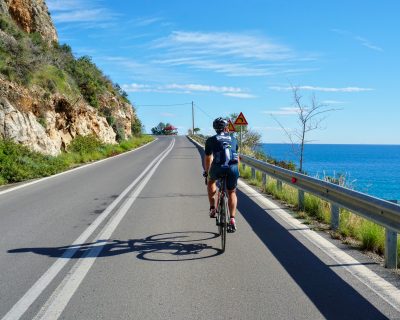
(8, 231, 222, 262)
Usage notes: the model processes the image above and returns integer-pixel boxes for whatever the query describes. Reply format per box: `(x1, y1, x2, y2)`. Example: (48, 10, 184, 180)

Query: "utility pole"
(192, 101, 195, 135)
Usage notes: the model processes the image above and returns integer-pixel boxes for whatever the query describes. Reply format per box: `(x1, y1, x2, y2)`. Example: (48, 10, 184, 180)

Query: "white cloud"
(354, 36, 383, 52)
(154, 58, 274, 77)
(48, 0, 116, 24)
(101, 56, 187, 83)
(264, 107, 299, 115)
(156, 31, 294, 61)
(52, 9, 108, 23)
(224, 93, 256, 99)
(269, 86, 373, 92)
(150, 31, 311, 77)
(47, 0, 81, 11)
(133, 17, 163, 27)
(332, 29, 383, 52)
(122, 82, 253, 98)
(122, 83, 153, 92)
(164, 84, 242, 93)
(322, 100, 347, 105)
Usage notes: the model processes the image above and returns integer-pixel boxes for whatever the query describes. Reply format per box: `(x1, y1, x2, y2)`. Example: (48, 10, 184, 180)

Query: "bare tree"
(272, 86, 338, 173)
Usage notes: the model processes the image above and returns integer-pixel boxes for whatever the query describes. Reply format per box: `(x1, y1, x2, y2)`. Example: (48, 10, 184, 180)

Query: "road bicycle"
(205, 172, 229, 253)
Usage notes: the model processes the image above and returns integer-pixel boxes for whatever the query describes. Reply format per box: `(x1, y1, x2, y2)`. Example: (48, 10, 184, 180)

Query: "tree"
(272, 86, 338, 173)
(164, 124, 178, 135)
(151, 122, 177, 135)
(151, 122, 166, 135)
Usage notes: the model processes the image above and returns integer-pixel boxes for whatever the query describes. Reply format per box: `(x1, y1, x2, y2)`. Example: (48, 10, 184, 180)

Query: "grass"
(0, 135, 154, 185)
(238, 163, 400, 267)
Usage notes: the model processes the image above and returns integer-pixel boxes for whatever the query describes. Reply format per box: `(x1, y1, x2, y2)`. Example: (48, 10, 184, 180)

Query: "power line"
(193, 103, 213, 120)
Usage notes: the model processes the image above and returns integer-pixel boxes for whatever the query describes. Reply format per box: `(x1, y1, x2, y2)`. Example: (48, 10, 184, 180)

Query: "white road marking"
(0, 139, 156, 196)
(238, 180, 400, 312)
(33, 139, 175, 320)
(1, 139, 171, 320)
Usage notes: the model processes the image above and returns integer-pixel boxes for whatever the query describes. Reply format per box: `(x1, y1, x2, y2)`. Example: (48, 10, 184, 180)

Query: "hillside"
(0, 0, 141, 155)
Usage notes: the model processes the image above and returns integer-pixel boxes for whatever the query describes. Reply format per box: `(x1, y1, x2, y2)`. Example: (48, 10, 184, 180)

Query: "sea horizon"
(258, 143, 400, 201)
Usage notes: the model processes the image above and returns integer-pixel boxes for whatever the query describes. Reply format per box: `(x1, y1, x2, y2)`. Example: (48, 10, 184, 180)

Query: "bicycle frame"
(216, 174, 229, 252)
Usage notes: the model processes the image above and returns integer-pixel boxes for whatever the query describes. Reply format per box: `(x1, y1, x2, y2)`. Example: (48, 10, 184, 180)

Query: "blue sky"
(47, 0, 399, 144)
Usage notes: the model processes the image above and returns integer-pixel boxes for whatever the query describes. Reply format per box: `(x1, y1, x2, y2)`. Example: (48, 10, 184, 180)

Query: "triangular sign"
(234, 112, 248, 125)
(227, 120, 236, 132)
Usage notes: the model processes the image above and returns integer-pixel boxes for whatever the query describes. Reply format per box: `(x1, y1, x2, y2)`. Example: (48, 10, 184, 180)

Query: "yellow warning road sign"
(234, 112, 248, 125)
(227, 120, 236, 132)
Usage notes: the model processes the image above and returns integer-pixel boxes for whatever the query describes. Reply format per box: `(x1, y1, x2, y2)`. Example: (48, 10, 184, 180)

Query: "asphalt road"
(0, 136, 399, 319)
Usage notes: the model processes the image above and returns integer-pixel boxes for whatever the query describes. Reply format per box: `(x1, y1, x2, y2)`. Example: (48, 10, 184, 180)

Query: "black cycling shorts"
(208, 163, 239, 190)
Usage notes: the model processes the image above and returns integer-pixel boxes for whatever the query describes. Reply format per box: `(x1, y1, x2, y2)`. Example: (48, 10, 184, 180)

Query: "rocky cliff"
(0, 0, 57, 43)
(0, 0, 139, 155)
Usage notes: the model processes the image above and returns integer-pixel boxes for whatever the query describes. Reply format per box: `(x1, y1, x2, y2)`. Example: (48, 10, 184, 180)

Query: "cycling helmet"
(213, 117, 228, 132)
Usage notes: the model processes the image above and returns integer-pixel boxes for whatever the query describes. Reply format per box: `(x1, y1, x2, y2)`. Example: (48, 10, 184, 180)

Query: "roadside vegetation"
(0, 135, 154, 186)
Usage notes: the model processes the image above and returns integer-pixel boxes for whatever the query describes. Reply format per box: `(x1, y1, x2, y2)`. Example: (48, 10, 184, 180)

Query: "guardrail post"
(277, 180, 282, 192)
(298, 190, 305, 211)
(262, 173, 267, 186)
(385, 228, 398, 269)
(330, 204, 340, 230)
(251, 167, 256, 180)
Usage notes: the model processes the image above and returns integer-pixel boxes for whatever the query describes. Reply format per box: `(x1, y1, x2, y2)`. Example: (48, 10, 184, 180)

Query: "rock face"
(0, 78, 119, 155)
(0, 0, 57, 42)
(0, 97, 60, 155)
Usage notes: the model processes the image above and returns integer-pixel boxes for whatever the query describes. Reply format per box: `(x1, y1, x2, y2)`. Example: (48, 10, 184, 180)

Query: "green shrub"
(131, 118, 143, 136)
(0, 139, 69, 183)
(113, 123, 126, 142)
(358, 221, 384, 254)
(31, 65, 80, 97)
(106, 115, 116, 127)
(67, 135, 103, 155)
(304, 195, 323, 220)
(66, 56, 108, 108)
(0, 15, 24, 40)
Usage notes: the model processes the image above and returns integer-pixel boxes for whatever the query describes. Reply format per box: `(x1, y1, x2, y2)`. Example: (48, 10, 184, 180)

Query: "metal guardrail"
(188, 135, 400, 268)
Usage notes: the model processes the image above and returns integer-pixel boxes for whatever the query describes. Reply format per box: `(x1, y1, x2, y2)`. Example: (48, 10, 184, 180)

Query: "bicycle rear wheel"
(220, 196, 228, 252)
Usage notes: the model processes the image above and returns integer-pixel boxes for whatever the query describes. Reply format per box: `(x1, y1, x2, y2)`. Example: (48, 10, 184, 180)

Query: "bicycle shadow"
(8, 231, 222, 262)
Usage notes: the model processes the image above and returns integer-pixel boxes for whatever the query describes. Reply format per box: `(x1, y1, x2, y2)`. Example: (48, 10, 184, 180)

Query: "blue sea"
(259, 144, 400, 201)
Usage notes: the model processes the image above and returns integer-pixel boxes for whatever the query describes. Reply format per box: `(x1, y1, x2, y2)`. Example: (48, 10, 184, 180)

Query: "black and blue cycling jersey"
(205, 133, 238, 166)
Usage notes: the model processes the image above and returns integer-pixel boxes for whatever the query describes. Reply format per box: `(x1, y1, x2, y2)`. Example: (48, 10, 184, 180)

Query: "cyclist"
(203, 117, 239, 232)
